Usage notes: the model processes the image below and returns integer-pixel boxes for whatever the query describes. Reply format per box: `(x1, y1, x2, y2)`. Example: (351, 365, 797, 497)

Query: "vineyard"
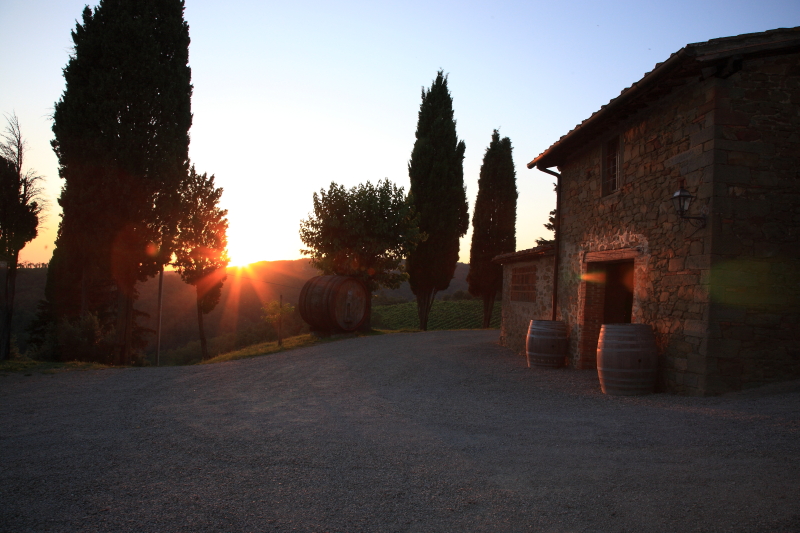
(372, 300, 501, 331)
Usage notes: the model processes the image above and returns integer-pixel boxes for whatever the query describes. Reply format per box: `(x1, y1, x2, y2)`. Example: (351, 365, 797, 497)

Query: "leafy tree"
(0, 114, 43, 361)
(536, 209, 557, 246)
(467, 130, 517, 327)
(406, 70, 469, 330)
(46, 0, 192, 364)
(535, 182, 557, 246)
(173, 167, 229, 361)
(299, 179, 423, 329)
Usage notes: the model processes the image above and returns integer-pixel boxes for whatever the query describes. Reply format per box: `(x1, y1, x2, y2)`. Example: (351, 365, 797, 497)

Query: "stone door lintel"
(583, 248, 641, 263)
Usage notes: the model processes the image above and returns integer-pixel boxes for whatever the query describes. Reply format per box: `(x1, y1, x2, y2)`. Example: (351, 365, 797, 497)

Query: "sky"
(1, 0, 798, 267)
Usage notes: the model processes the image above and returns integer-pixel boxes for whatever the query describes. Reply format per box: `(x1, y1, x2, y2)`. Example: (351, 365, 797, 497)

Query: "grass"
(373, 299, 501, 331)
(201, 329, 387, 365)
(201, 333, 324, 364)
(203, 301, 499, 365)
(0, 330, 385, 373)
(0, 358, 109, 376)
(2, 301, 497, 372)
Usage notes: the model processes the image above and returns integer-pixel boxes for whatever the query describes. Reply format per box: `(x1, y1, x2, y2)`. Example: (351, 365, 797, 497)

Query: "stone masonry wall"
(705, 52, 800, 392)
(499, 254, 554, 356)
(556, 73, 715, 394)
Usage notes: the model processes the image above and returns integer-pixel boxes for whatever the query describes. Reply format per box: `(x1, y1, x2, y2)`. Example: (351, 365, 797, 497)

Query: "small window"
(602, 136, 621, 195)
(511, 266, 536, 302)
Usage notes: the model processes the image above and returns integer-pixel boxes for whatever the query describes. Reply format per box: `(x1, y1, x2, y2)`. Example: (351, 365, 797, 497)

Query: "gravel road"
(2, 330, 799, 532)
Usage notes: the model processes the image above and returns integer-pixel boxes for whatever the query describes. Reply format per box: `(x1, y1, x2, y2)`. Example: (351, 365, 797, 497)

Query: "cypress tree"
(47, 0, 192, 364)
(467, 130, 517, 328)
(407, 71, 469, 331)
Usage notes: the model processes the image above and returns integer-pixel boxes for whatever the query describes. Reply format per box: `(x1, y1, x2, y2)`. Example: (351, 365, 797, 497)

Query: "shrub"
(29, 313, 116, 363)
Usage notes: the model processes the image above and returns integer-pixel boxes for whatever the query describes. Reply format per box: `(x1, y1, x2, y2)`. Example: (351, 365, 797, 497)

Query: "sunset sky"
(1, 0, 797, 267)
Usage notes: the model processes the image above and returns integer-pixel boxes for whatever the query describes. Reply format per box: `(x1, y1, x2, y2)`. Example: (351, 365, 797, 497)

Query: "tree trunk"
(196, 287, 209, 361)
(0, 255, 18, 361)
(358, 291, 372, 333)
(114, 288, 134, 366)
(278, 294, 283, 346)
(481, 291, 496, 329)
(415, 288, 437, 331)
(155, 268, 164, 366)
(80, 265, 88, 316)
(0, 261, 6, 361)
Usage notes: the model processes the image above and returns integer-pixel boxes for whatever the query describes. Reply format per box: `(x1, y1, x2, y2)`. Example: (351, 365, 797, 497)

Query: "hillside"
(10, 260, 475, 355)
(134, 260, 317, 353)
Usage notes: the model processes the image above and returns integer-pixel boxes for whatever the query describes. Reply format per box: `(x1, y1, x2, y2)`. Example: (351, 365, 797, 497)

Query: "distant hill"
(133, 259, 317, 353)
(11, 260, 473, 354)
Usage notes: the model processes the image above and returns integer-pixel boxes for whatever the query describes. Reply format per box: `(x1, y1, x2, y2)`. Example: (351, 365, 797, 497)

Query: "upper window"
(602, 136, 621, 196)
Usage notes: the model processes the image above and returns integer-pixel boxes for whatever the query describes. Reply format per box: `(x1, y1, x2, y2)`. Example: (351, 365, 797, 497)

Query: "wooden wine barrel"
(526, 320, 568, 369)
(299, 276, 369, 333)
(596, 324, 658, 395)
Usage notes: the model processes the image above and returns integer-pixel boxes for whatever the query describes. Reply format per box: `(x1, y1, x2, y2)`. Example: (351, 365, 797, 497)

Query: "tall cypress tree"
(47, 0, 192, 364)
(407, 71, 469, 330)
(467, 130, 517, 328)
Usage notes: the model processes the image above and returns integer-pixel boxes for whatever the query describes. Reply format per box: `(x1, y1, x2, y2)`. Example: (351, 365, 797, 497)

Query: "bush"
(9, 335, 22, 360)
(58, 313, 117, 363)
(28, 313, 116, 363)
(155, 310, 310, 366)
(158, 334, 237, 366)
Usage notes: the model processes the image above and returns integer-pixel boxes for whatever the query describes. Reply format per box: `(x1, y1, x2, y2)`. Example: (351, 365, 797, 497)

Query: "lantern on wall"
(671, 183, 706, 228)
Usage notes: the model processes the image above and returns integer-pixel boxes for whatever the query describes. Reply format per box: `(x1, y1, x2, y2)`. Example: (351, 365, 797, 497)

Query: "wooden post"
(155, 267, 164, 366)
(278, 294, 283, 347)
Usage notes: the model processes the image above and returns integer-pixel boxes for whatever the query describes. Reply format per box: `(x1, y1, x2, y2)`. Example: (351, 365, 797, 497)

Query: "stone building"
(506, 27, 800, 395)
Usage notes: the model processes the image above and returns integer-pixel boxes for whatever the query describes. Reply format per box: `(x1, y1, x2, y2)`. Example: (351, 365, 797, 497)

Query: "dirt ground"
(1, 330, 799, 532)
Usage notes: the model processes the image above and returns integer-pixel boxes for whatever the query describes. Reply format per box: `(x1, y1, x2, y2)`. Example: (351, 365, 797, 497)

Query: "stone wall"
(498, 252, 554, 356)
(705, 51, 800, 392)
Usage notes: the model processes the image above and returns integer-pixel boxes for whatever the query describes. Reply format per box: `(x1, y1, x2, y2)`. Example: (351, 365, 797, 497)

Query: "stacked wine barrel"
(299, 276, 368, 333)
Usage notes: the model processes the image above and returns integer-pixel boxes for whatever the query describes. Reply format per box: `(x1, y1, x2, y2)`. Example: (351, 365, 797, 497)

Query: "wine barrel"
(299, 276, 368, 333)
(526, 320, 568, 369)
(596, 324, 658, 395)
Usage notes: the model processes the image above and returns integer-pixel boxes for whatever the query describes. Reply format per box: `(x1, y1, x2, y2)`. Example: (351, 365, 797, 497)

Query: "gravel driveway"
(2, 330, 799, 532)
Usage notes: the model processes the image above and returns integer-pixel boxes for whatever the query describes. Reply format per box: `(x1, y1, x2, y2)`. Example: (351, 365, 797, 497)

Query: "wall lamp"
(671, 185, 707, 228)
